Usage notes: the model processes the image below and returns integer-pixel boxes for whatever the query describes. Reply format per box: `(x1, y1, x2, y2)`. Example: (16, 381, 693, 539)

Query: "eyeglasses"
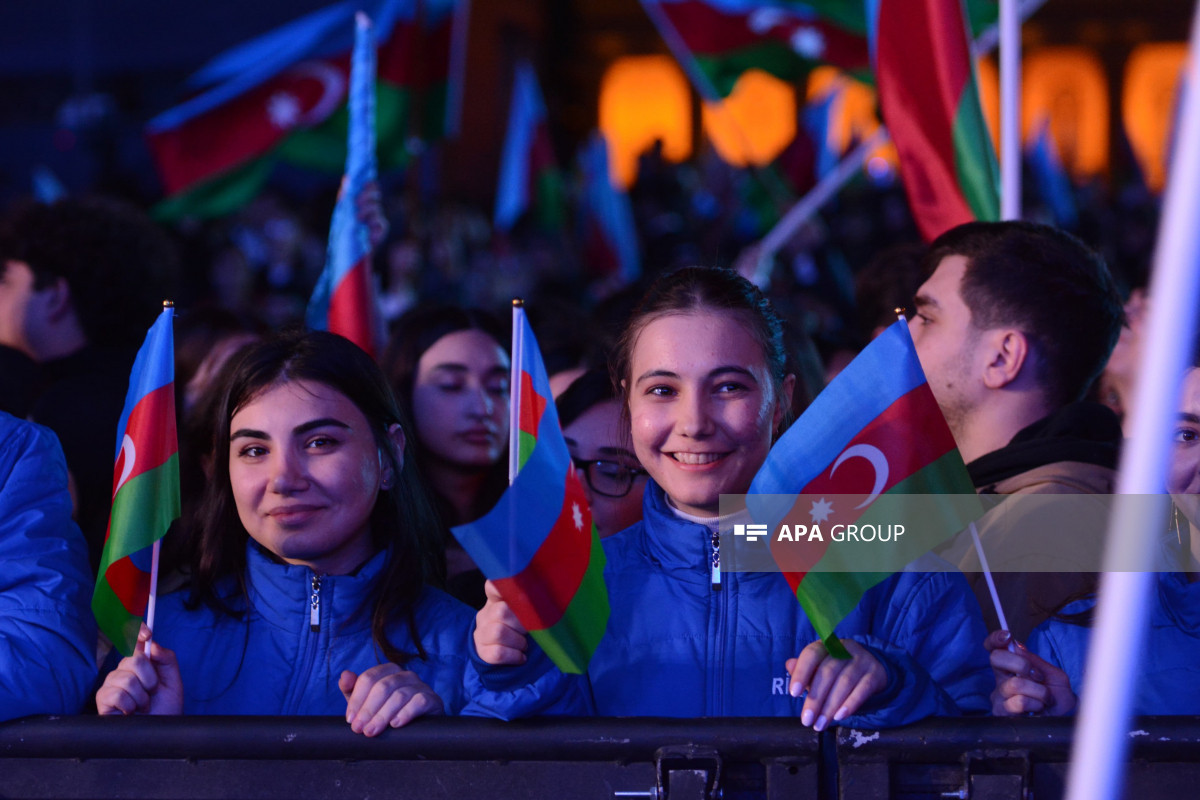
(571, 458, 648, 498)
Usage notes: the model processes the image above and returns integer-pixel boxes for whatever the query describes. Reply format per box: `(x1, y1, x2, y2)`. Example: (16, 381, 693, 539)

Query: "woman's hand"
(786, 639, 887, 731)
(339, 663, 444, 736)
(984, 630, 1076, 716)
(473, 579, 529, 665)
(95, 624, 184, 716)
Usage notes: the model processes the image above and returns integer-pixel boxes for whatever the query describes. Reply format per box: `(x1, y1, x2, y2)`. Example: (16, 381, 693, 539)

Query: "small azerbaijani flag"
(92, 304, 180, 657)
(578, 132, 641, 286)
(494, 59, 564, 232)
(748, 319, 979, 658)
(451, 303, 609, 673)
(868, 0, 999, 241)
(307, 12, 383, 359)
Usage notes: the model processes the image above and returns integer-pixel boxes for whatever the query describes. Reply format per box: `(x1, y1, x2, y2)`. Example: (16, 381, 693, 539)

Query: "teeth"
(672, 452, 723, 465)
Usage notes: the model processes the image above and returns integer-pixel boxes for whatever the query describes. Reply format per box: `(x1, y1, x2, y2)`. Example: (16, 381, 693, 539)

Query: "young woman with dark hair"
(96, 330, 586, 733)
(475, 266, 992, 726)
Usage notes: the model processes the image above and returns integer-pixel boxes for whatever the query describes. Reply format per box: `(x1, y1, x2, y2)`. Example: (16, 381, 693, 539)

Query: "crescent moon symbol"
(829, 443, 889, 509)
(289, 61, 347, 126)
(114, 434, 136, 496)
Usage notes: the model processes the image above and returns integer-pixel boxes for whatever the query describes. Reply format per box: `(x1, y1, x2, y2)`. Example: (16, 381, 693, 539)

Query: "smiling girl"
(475, 267, 991, 726)
(95, 330, 585, 733)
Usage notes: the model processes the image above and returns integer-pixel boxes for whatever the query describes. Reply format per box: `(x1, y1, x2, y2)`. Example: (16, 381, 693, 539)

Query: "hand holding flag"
(453, 302, 609, 674)
(92, 303, 180, 657)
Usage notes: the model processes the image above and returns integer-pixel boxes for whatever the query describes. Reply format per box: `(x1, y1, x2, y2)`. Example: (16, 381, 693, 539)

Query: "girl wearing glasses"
(475, 267, 990, 725)
(557, 368, 648, 538)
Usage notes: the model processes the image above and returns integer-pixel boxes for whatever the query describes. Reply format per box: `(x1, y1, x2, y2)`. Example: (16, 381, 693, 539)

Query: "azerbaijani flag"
(868, 0, 1000, 241)
(307, 12, 383, 359)
(451, 305, 609, 673)
(92, 305, 180, 657)
(640, 0, 871, 100)
(494, 59, 565, 232)
(748, 319, 979, 658)
(802, 82, 845, 180)
(578, 132, 641, 285)
(147, 0, 464, 220)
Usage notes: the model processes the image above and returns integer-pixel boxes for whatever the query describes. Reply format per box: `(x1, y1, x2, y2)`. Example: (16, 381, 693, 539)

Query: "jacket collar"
(244, 541, 386, 633)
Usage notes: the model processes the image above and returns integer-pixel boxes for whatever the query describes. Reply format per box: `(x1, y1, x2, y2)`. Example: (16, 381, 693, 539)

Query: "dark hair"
(190, 329, 444, 665)
(0, 196, 180, 348)
(556, 367, 619, 429)
(611, 266, 791, 426)
(923, 221, 1123, 408)
(382, 305, 510, 527)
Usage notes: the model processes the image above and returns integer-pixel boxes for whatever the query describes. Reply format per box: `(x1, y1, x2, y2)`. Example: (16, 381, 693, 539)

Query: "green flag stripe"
(952, 76, 1001, 221)
(795, 450, 982, 640)
(96, 455, 181, 576)
(528, 530, 609, 674)
(92, 578, 143, 657)
(694, 45, 873, 97)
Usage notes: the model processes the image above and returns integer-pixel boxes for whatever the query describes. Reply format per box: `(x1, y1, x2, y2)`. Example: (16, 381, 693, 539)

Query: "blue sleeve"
(0, 417, 98, 720)
(461, 621, 595, 719)
(841, 570, 992, 728)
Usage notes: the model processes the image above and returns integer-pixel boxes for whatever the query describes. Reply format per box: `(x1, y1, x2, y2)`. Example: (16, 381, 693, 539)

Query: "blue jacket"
(587, 483, 992, 724)
(154, 542, 588, 718)
(1030, 570, 1200, 716)
(0, 412, 98, 720)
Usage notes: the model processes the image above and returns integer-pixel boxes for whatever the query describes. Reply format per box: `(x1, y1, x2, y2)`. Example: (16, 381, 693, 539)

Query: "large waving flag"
(868, 0, 1000, 241)
(578, 132, 641, 286)
(307, 12, 384, 359)
(748, 319, 979, 657)
(640, 0, 871, 100)
(147, 0, 465, 220)
(494, 60, 565, 232)
(92, 305, 180, 657)
(452, 304, 609, 674)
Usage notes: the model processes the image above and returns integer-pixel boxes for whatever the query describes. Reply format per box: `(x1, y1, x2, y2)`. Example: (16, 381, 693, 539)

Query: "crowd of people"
(0, 142, 1195, 736)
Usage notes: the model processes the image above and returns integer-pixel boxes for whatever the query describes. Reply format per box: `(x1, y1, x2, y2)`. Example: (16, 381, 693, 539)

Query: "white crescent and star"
(267, 61, 347, 130)
(829, 443, 889, 509)
(114, 434, 136, 497)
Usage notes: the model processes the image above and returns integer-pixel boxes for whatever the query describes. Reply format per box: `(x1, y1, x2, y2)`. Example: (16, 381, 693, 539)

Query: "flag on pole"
(868, 0, 1000, 241)
(494, 60, 564, 232)
(307, 12, 384, 359)
(1027, 117, 1077, 228)
(748, 319, 979, 657)
(92, 305, 180, 657)
(578, 132, 641, 285)
(452, 305, 609, 674)
(147, 0, 461, 220)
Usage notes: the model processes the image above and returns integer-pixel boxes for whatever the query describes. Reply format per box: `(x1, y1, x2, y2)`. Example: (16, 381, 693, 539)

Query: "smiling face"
(627, 311, 785, 518)
(1168, 369, 1200, 529)
(410, 329, 510, 469)
(229, 379, 399, 575)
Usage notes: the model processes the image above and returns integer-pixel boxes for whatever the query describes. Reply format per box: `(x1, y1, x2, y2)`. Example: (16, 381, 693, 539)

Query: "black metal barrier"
(2, 715, 1200, 800)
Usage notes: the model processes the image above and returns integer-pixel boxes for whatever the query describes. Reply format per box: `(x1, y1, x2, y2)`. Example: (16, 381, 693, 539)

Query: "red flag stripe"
(327, 257, 377, 358)
(664, 1, 867, 64)
(112, 383, 178, 499)
(492, 469, 592, 630)
(104, 554, 153, 616)
(518, 370, 548, 440)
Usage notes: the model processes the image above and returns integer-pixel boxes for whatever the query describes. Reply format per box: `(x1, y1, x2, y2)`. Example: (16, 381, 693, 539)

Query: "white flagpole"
(508, 299, 524, 487)
(999, 0, 1021, 220)
(1065, 6, 1200, 799)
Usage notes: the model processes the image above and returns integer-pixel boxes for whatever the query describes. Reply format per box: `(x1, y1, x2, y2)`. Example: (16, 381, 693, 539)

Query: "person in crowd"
(95, 330, 585, 733)
(0, 411, 97, 720)
(987, 364, 1200, 716)
(475, 266, 992, 726)
(0, 196, 181, 571)
(556, 368, 648, 539)
(384, 306, 511, 608)
(916, 221, 1125, 642)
